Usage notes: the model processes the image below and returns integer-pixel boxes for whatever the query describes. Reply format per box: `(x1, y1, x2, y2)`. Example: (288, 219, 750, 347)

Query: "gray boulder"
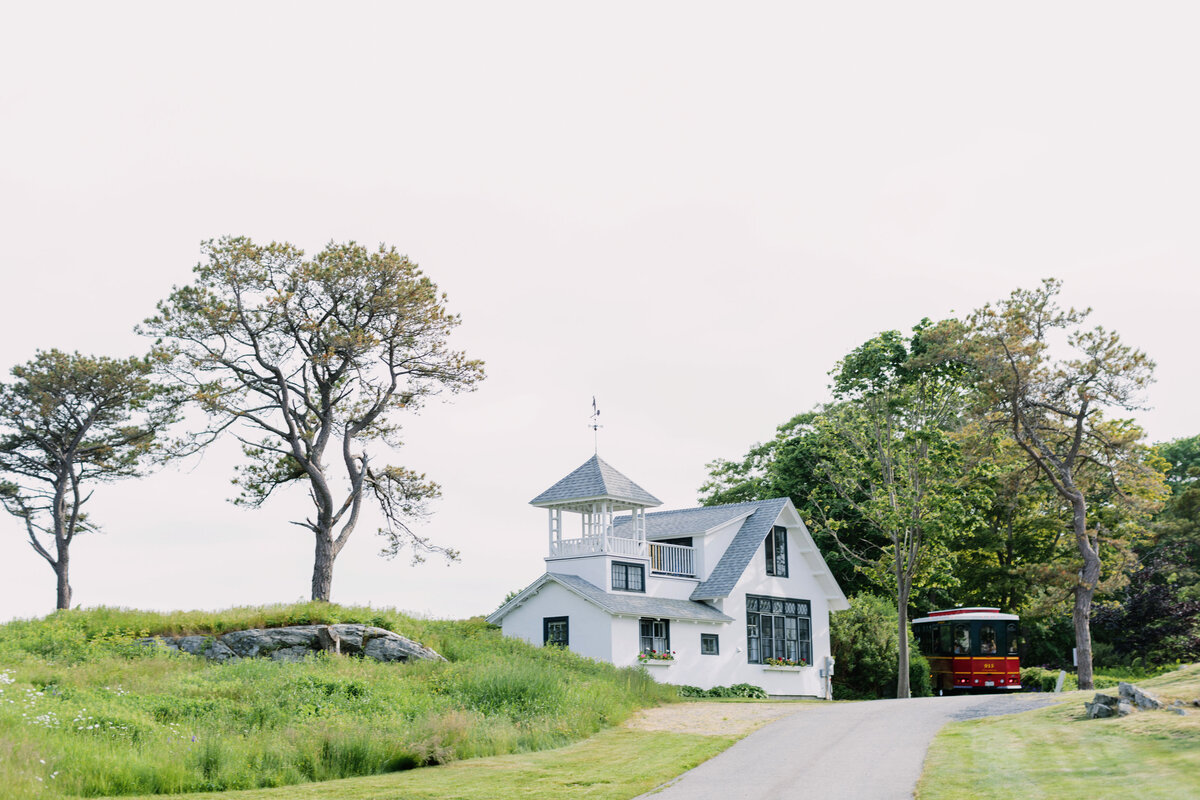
(362, 627, 443, 662)
(1118, 682, 1164, 711)
(221, 627, 321, 658)
(173, 635, 237, 662)
(141, 623, 443, 665)
(1085, 693, 1119, 719)
(328, 624, 369, 654)
(270, 645, 314, 662)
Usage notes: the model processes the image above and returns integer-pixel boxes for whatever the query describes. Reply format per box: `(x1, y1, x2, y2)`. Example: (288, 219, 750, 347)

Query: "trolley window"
(980, 624, 997, 655)
(1006, 622, 1019, 656)
(953, 624, 970, 655)
(938, 624, 952, 656)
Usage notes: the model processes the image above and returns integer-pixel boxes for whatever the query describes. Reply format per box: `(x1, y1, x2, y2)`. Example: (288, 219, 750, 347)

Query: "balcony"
(649, 541, 694, 577)
(547, 537, 696, 578)
(549, 535, 644, 558)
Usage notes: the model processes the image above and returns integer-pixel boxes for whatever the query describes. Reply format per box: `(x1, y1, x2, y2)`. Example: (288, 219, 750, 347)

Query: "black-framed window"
(746, 595, 810, 664)
(765, 525, 788, 577)
(611, 561, 645, 592)
(700, 633, 719, 655)
(543, 616, 568, 647)
(639, 618, 670, 655)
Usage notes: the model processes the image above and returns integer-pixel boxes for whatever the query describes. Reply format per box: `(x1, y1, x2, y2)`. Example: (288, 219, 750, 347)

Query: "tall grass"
(0, 605, 674, 798)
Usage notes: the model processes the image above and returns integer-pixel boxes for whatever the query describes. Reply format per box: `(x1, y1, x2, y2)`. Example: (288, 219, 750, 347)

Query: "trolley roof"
(912, 607, 1019, 624)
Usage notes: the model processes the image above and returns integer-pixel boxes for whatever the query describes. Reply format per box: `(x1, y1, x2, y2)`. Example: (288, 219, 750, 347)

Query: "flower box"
(639, 659, 673, 667)
(761, 665, 803, 672)
(637, 649, 676, 665)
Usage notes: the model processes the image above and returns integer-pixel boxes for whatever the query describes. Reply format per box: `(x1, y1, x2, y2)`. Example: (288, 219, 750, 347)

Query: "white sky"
(1, 2, 1197, 622)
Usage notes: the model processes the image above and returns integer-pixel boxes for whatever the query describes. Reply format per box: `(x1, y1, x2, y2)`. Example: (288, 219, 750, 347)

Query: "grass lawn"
(917, 664, 1200, 800)
(113, 728, 737, 800)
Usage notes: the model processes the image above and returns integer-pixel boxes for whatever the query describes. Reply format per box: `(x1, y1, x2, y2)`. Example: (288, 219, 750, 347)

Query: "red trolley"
(912, 608, 1021, 692)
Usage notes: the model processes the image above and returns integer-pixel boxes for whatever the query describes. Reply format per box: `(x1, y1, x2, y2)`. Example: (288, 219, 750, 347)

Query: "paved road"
(639, 693, 1058, 800)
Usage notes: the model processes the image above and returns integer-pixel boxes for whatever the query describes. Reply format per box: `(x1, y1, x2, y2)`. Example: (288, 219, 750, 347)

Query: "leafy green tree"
(142, 237, 484, 602)
(1093, 434, 1200, 664)
(0, 350, 180, 609)
(699, 411, 880, 597)
(1157, 433, 1200, 494)
(810, 327, 987, 698)
(950, 278, 1165, 689)
(949, 427, 1070, 612)
(829, 594, 931, 699)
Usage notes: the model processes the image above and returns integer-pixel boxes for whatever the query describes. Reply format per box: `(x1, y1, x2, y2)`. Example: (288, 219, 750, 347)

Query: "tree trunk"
(1070, 493, 1099, 691)
(311, 529, 334, 601)
(55, 546, 71, 610)
(896, 585, 911, 698)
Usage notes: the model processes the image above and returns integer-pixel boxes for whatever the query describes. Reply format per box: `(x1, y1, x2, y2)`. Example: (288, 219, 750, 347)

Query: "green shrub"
(830, 594, 932, 699)
(909, 649, 933, 698)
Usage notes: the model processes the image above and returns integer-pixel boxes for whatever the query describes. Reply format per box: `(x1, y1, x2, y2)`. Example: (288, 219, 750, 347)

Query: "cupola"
(531, 454, 661, 559)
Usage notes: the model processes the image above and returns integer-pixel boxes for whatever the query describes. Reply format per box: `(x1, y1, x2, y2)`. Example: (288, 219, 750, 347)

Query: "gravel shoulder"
(624, 701, 808, 736)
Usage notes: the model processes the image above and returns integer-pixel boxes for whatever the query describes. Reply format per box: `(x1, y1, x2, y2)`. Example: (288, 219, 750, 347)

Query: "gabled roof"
(689, 498, 791, 600)
(612, 501, 759, 540)
(486, 573, 733, 625)
(610, 496, 848, 608)
(530, 454, 662, 508)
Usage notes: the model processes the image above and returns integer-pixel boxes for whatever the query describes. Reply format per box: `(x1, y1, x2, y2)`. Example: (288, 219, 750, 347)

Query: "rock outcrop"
(146, 624, 444, 664)
(1084, 692, 1121, 719)
(1084, 681, 1172, 719)
(1118, 681, 1163, 711)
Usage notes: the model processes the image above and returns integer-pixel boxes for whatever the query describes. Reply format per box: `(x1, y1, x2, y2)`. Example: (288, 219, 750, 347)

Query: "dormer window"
(765, 525, 788, 577)
(612, 561, 645, 592)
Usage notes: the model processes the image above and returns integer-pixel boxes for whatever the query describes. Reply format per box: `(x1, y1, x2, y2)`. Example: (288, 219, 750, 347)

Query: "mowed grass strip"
(917, 665, 1200, 800)
(113, 728, 736, 800)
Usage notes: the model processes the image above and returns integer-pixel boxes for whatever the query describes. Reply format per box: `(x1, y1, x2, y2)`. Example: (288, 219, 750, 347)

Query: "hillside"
(0, 603, 675, 799)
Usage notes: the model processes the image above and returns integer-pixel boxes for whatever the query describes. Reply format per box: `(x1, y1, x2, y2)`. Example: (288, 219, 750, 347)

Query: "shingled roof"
(688, 498, 790, 600)
(529, 454, 661, 507)
(612, 501, 760, 540)
(486, 572, 733, 625)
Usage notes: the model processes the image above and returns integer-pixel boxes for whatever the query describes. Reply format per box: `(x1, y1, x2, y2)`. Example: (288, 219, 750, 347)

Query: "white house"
(487, 454, 849, 698)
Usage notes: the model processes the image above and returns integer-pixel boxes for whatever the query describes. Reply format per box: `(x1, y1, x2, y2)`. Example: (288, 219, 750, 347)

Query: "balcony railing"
(650, 542, 695, 577)
(547, 537, 696, 578)
(549, 535, 645, 558)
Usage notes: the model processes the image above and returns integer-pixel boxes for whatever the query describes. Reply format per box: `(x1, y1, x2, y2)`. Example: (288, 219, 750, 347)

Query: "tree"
(954, 278, 1164, 689)
(809, 326, 987, 698)
(699, 411, 882, 597)
(142, 237, 484, 602)
(1093, 434, 1200, 665)
(0, 350, 179, 609)
(950, 426, 1070, 612)
(829, 594, 932, 699)
(1157, 433, 1200, 494)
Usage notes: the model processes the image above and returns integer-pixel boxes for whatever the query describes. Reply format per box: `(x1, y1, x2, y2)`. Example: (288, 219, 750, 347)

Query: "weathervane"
(589, 396, 603, 454)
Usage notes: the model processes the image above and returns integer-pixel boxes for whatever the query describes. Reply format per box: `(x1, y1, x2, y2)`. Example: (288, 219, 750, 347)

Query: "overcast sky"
(1, 2, 1196, 622)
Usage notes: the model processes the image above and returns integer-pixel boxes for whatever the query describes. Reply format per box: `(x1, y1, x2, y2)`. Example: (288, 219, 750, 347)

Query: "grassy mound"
(0, 604, 675, 798)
